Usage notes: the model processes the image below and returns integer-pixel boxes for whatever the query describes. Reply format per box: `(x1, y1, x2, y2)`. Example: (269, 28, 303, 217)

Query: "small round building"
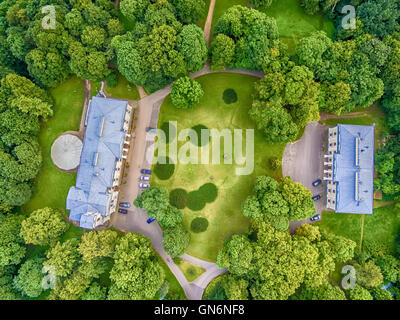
(51, 134, 83, 172)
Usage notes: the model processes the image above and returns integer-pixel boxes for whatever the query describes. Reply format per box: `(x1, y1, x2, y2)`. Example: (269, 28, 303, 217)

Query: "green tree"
(81, 282, 107, 300)
(221, 274, 249, 300)
(120, 0, 151, 22)
(354, 260, 384, 289)
(26, 49, 70, 88)
(375, 255, 400, 283)
(176, 24, 207, 73)
(370, 287, 393, 300)
(0, 213, 25, 267)
(280, 176, 316, 221)
(45, 239, 80, 278)
(134, 186, 184, 228)
(78, 230, 119, 263)
(348, 285, 373, 300)
(171, 76, 204, 109)
(162, 224, 190, 257)
(358, 0, 400, 39)
(13, 257, 44, 298)
(20, 207, 68, 246)
(293, 282, 346, 300)
(110, 233, 165, 300)
(210, 34, 235, 71)
(249, 101, 299, 143)
(217, 234, 253, 276)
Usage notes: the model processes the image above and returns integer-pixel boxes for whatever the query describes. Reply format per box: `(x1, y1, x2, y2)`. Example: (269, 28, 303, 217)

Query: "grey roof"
(333, 124, 375, 214)
(67, 96, 129, 228)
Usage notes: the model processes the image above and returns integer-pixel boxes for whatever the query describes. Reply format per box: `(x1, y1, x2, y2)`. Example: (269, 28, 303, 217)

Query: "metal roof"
(67, 96, 129, 228)
(333, 124, 375, 214)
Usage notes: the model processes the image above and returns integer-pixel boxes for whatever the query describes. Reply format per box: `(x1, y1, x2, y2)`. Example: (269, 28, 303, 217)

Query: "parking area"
(281, 122, 329, 233)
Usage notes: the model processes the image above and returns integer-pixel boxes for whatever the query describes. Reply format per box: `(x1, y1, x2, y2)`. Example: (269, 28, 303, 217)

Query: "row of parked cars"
(139, 169, 152, 188)
(118, 202, 130, 214)
(310, 179, 322, 222)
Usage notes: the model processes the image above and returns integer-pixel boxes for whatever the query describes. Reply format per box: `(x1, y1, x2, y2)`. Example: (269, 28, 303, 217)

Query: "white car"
(139, 183, 150, 188)
(140, 176, 150, 181)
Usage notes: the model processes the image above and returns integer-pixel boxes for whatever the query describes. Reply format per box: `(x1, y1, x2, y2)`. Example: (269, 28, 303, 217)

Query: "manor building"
(66, 96, 133, 229)
(323, 124, 375, 214)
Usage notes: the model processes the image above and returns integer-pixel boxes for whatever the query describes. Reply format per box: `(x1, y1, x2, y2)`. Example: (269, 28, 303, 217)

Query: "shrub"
(268, 156, 281, 170)
(187, 190, 206, 211)
(223, 89, 238, 104)
(169, 189, 188, 209)
(154, 157, 175, 180)
(190, 217, 209, 233)
(190, 124, 209, 147)
(187, 183, 218, 211)
(198, 183, 218, 203)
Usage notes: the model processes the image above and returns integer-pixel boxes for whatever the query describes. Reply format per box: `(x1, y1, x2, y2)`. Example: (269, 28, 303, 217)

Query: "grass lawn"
(261, 0, 335, 54)
(322, 104, 389, 149)
(156, 254, 187, 299)
(22, 76, 85, 242)
(316, 204, 400, 254)
(153, 73, 285, 262)
(105, 73, 140, 100)
(210, 0, 334, 54)
(175, 258, 206, 282)
(197, 0, 211, 29)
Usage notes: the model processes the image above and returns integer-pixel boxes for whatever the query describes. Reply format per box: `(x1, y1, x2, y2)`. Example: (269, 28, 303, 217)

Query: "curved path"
(111, 2, 264, 300)
(111, 66, 263, 300)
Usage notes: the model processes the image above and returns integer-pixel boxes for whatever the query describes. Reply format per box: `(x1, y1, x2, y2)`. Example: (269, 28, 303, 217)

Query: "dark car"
(140, 169, 152, 175)
(147, 217, 156, 224)
(312, 179, 322, 187)
(139, 183, 150, 189)
(118, 208, 128, 214)
(119, 202, 131, 208)
(310, 214, 321, 222)
(312, 194, 321, 201)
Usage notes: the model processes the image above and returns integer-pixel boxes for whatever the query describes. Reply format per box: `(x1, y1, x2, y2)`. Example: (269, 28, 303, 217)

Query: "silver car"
(139, 183, 150, 188)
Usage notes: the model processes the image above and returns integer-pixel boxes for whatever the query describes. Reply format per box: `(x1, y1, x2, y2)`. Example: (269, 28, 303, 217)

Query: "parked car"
(312, 194, 321, 201)
(139, 183, 150, 188)
(146, 127, 156, 133)
(119, 202, 131, 208)
(310, 214, 321, 222)
(312, 179, 322, 187)
(140, 176, 150, 181)
(118, 208, 128, 214)
(140, 169, 152, 175)
(147, 217, 156, 224)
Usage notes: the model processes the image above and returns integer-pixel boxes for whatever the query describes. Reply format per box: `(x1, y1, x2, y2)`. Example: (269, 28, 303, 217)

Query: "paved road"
(282, 122, 328, 234)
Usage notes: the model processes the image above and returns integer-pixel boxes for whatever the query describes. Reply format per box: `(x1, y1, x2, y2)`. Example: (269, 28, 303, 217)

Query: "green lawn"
(322, 104, 389, 149)
(156, 254, 187, 300)
(210, 0, 334, 54)
(261, 0, 335, 54)
(153, 73, 285, 262)
(197, 0, 211, 29)
(23, 76, 84, 215)
(316, 204, 400, 254)
(105, 73, 140, 100)
(175, 258, 206, 282)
